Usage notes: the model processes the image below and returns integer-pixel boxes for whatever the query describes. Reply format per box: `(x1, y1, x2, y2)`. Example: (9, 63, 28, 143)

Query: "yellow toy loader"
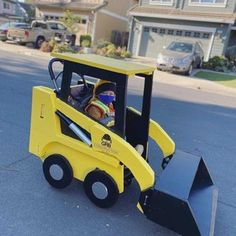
(29, 53, 218, 236)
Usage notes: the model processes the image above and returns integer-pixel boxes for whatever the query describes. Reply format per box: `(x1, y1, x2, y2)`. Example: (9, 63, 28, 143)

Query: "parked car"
(7, 20, 72, 48)
(156, 41, 204, 76)
(0, 22, 30, 42)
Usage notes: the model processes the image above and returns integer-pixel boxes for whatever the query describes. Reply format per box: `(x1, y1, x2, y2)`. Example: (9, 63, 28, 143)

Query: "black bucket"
(139, 150, 218, 236)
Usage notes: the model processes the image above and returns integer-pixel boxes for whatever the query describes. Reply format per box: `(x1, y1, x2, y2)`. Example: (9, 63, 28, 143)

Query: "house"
(33, 0, 137, 45)
(128, 0, 236, 60)
(0, 0, 28, 24)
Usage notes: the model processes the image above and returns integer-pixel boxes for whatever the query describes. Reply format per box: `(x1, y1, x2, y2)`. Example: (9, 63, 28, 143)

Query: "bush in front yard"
(40, 38, 78, 54)
(203, 56, 231, 72)
(52, 43, 77, 53)
(227, 56, 236, 72)
(80, 34, 92, 47)
(40, 41, 53, 52)
(95, 39, 131, 59)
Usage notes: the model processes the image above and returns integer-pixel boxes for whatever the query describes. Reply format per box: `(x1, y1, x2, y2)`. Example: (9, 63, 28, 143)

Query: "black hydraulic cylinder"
(56, 110, 92, 146)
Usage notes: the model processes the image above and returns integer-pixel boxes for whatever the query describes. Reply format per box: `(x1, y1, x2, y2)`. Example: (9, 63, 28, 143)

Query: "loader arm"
(149, 119, 175, 158)
(127, 107, 175, 158)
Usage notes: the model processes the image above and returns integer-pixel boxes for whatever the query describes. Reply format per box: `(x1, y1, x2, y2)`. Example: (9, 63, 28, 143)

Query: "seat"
(68, 85, 93, 110)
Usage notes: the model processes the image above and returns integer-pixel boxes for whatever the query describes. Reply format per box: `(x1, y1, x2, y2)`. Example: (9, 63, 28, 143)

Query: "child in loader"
(85, 80, 116, 122)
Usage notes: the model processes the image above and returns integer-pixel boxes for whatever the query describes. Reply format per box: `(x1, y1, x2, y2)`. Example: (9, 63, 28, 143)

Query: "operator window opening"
(69, 75, 117, 128)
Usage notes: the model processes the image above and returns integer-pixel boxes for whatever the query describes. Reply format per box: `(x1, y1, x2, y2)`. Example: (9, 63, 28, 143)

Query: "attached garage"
(138, 23, 215, 61)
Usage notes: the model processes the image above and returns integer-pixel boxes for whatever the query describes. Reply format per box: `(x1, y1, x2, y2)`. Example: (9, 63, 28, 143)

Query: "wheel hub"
(49, 164, 64, 180)
(92, 182, 108, 199)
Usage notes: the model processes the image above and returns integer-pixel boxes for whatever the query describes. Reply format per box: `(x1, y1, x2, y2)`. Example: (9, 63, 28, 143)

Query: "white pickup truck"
(7, 20, 72, 48)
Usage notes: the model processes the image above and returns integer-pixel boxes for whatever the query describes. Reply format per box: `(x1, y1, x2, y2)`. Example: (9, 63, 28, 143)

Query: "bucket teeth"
(139, 150, 218, 236)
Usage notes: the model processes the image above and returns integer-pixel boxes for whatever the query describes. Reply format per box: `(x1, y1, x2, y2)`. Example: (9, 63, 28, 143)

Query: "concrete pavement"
(1, 48, 236, 236)
(1, 41, 235, 97)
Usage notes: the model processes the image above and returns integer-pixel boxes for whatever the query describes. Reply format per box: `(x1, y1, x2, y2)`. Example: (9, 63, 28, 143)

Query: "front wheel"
(35, 36, 45, 49)
(184, 64, 193, 76)
(43, 154, 73, 189)
(197, 58, 203, 69)
(83, 170, 119, 208)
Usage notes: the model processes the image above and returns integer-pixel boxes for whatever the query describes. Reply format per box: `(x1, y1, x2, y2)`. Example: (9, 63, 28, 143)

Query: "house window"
(185, 31, 192, 37)
(3, 2, 10, 9)
(176, 30, 183, 36)
(150, 0, 173, 6)
(160, 28, 166, 34)
(202, 33, 210, 39)
(193, 32, 201, 38)
(189, 0, 227, 6)
(144, 27, 150, 33)
(152, 28, 158, 33)
(167, 29, 174, 35)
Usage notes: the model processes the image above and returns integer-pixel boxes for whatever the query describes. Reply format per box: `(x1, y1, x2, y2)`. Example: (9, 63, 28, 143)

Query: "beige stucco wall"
(93, 10, 128, 43)
(93, 0, 137, 43)
(104, 0, 138, 17)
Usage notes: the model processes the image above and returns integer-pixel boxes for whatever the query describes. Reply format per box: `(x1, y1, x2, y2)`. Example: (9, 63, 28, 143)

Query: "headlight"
(182, 57, 192, 64)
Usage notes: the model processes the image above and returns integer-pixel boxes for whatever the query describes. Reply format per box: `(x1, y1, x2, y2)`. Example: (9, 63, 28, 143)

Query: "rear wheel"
(83, 170, 119, 208)
(43, 154, 73, 189)
(35, 36, 45, 49)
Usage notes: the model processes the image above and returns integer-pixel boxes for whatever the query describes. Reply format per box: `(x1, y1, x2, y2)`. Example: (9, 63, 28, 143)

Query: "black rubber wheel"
(184, 63, 193, 76)
(197, 58, 203, 69)
(124, 177, 133, 187)
(43, 155, 73, 189)
(124, 167, 133, 187)
(35, 36, 45, 49)
(84, 170, 119, 208)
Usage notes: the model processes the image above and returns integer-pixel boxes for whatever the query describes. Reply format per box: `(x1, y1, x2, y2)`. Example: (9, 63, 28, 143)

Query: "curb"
(154, 70, 236, 97)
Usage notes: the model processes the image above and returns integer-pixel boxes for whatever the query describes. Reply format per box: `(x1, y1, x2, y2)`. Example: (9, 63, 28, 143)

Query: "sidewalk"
(0, 41, 50, 59)
(128, 56, 236, 97)
(1, 41, 236, 97)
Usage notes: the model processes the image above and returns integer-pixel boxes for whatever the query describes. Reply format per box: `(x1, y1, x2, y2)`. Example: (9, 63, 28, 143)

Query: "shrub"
(80, 34, 92, 47)
(96, 39, 112, 49)
(81, 39, 91, 48)
(95, 40, 132, 59)
(40, 41, 53, 52)
(52, 43, 77, 53)
(203, 56, 231, 72)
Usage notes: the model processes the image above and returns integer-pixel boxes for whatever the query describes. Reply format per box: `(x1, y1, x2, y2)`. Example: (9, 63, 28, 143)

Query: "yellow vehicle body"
(29, 53, 217, 236)
(29, 86, 175, 194)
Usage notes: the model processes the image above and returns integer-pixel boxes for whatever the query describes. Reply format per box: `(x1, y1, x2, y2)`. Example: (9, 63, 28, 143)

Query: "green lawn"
(194, 71, 236, 88)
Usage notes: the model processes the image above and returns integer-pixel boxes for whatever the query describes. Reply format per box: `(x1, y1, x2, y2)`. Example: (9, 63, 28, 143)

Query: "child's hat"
(94, 80, 116, 95)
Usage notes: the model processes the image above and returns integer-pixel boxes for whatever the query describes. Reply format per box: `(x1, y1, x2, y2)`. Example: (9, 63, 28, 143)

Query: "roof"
(130, 6, 236, 24)
(51, 53, 155, 76)
(35, 2, 104, 11)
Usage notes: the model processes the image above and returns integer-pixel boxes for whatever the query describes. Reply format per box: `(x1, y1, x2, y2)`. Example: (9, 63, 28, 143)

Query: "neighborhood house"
(34, 0, 137, 44)
(128, 0, 236, 60)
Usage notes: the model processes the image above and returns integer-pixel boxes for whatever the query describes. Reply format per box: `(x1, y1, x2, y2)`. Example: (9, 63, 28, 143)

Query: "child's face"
(100, 90, 115, 96)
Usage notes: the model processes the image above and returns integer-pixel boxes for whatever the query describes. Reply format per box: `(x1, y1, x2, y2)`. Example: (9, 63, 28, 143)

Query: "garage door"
(139, 26, 211, 59)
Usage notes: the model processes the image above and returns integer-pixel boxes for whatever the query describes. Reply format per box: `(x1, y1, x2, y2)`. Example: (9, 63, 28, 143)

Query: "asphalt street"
(0, 49, 236, 236)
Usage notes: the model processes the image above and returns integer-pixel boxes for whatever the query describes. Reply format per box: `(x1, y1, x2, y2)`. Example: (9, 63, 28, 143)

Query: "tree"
(60, 10, 81, 33)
